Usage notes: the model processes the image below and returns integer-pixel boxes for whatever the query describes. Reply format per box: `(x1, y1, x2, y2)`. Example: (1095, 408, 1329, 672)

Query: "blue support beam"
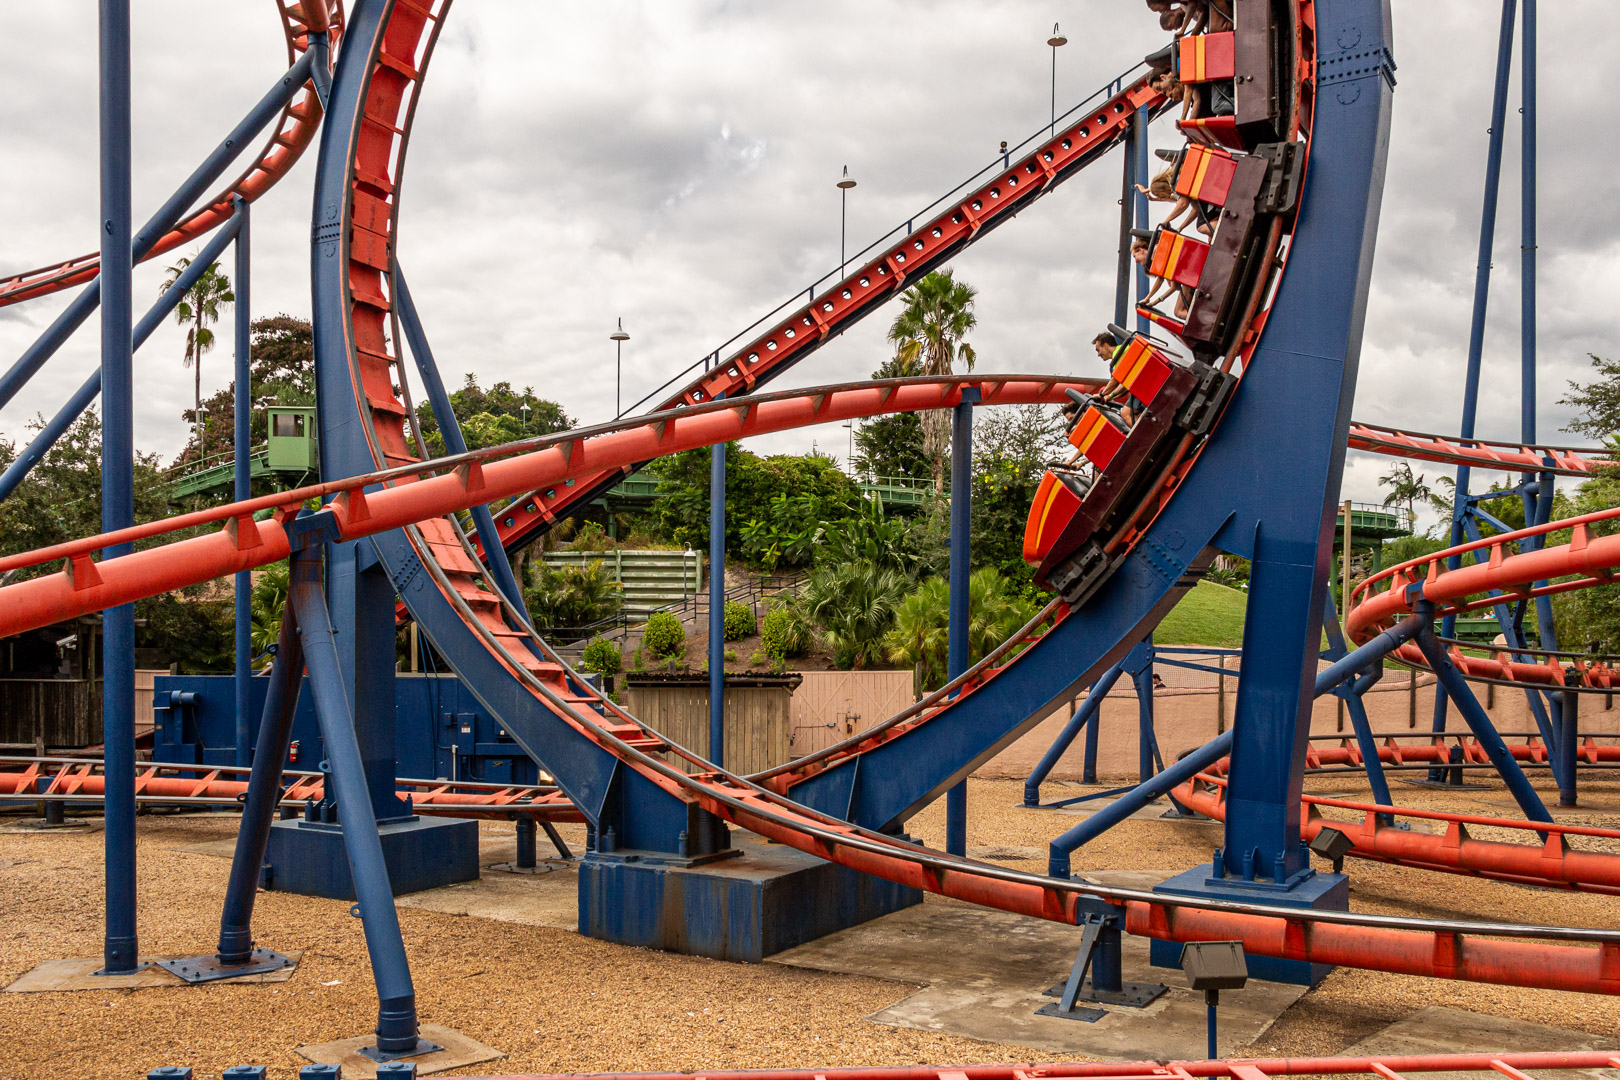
(215, 591, 303, 965)
(97, 0, 139, 978)
(945, 391, 977, 857)
(1413, 609, 1552, 826)
(709, 424, 726, 768)
(233, 197, 252, 768)
(0, 50, 316, 414)
(1132, 106, 1151, 332)
(1445, 0, 1519, 665)
(1115, 118, 1136, 327)
(393, 266, 531, 627)
(289, 538, 423, 1058)
(0, 206, 244, 501)
(1024, 664, 1125, 806)
(1050, 614, 1427, 875)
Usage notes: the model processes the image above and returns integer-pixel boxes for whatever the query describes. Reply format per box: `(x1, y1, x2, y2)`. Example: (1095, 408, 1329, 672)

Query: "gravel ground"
(2, 771, 1618, 1078)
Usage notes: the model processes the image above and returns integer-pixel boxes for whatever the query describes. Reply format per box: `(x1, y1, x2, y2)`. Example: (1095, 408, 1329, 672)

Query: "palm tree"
(1377, 461, 1433, 531)
(884, 568, 1037, 692)
(887, 270, 978, 492)
(159, 256, 234, 442)
(798, 560, 910, 669)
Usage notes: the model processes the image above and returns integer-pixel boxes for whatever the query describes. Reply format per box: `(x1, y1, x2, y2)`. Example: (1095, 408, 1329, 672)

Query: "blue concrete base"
(264, 815, 479, 900)
(578, 835, 922, 962)
(1148, 864, 1348, 986)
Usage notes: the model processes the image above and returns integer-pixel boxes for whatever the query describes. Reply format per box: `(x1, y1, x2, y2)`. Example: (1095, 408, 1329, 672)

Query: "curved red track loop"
(0, 0, 344, 309)
(0, 375, 1095, 637)
(1345, 506, 1620, 651)
(0, 755, 581, 821)
(1174, 770, 1620, 894)
(481, 76, 1170, 551)
(1346, 421, 1613, 477)
(319, 0, 1620, 996)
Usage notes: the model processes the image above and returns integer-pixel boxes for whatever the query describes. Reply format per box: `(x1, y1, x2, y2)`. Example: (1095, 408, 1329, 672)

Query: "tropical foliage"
(159, 256, 234, 440)
(887, 270, 978, 492)
(796, 560, 910, 669)
(525, 558, 622, 638)
(883, 568, 1038, 691)
(414, 375, 574, 457)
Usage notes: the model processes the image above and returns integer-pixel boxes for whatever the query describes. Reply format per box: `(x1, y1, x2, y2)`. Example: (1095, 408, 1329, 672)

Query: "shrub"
(723, 600, 755, 641)
(526, 559, 622, 639)
(580, 637, 622, 676)
(641, 611, 686, 659)
(760, 606, 811, 661)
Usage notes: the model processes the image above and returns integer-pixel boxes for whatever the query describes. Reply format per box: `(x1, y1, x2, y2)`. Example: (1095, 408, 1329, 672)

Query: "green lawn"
(1154, 580, 1247, 647)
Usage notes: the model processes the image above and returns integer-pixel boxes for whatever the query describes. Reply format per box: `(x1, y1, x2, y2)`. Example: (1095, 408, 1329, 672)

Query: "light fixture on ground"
(1309, 825, 1355, 874)
(1047, 23, 1068, 135)
(1179, 940, 1248, 1060)
(837, 166, 857, 276)
(610, 318, 630, 417)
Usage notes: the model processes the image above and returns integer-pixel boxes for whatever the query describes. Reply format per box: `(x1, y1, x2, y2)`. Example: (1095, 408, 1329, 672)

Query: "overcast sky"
(2, 2, 1615, 537)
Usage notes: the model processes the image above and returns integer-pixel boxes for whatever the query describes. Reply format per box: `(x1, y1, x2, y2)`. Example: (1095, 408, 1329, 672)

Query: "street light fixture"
(837, 165, 858, 277)
(1047, 23, 1068, 135)
(610, 318, 631, 417)
(519, 402, 531, 431)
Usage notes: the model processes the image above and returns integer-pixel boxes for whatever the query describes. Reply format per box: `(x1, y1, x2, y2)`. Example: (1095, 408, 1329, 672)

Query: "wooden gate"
(788, 670, 916, 758)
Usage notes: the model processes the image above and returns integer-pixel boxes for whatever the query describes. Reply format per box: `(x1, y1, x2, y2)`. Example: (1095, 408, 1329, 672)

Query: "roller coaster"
(3, 0, 1620, 1071)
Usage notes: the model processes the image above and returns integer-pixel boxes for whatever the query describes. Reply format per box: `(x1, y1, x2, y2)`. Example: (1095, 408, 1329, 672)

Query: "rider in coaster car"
(1092, 329, 1145, 427)
(1132, 229, 1196, 321)
(1139, 162, 1212, 237)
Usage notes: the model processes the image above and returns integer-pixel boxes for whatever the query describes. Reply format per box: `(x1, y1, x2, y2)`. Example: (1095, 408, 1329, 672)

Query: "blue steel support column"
(1129, 639, 1157, 786)
(392, 267, 530, 625)
(709, 421, 726, 768)
(1051, 615, 1428, 875)
(98, 0, 139, 977)
(1446, 0, 1518, 641)
(1115, 119, 1136, 328)
(233, 196, 252, 768)
(945, 389, 978, 857)
(1558, 683, 1578, 807)
(216, 594, 303, 964)
(1413, 612, 1552, 825)
(289, 540, 423, 1057)
(1132, 107, 1151, 333)
(1521, 0, 1537, 452)
(1023, 664, 1125, 805)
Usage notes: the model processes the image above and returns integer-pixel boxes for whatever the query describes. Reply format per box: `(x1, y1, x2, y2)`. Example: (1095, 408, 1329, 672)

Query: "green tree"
(854, 354, 931, 482)
(1377, 462, 1437, 528)
(414, 375, 573, 457)
(0, 410, 233, 670)
(169, 315, 315, 477)
(648, 443, 858, 553)
(887, 270, 978, 492)
(159, 256, 234, 444)
(525, 558, 623, 639)
(970, 403, 1065, 598)
(884, 568, 1038, 691)
(797, 560, 910, 669)
(1559, 354, 1620, 441)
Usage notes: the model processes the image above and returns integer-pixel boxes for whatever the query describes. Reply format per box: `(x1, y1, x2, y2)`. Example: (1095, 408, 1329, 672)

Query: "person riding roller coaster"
(1092, 329, 1145, 427)
(1133, 229, 1196, 320)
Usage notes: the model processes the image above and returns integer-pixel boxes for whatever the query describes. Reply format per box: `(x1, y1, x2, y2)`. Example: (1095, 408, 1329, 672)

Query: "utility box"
(266, 405, 318, 473)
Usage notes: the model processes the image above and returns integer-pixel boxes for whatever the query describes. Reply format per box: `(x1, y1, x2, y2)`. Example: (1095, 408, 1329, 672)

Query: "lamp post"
(520, 402, 531, 431)
(837, 166, 857, 276)
(842, 419, 855, 477)
(610, 318, 630, 417)
(1047, 23, 1068, 135)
